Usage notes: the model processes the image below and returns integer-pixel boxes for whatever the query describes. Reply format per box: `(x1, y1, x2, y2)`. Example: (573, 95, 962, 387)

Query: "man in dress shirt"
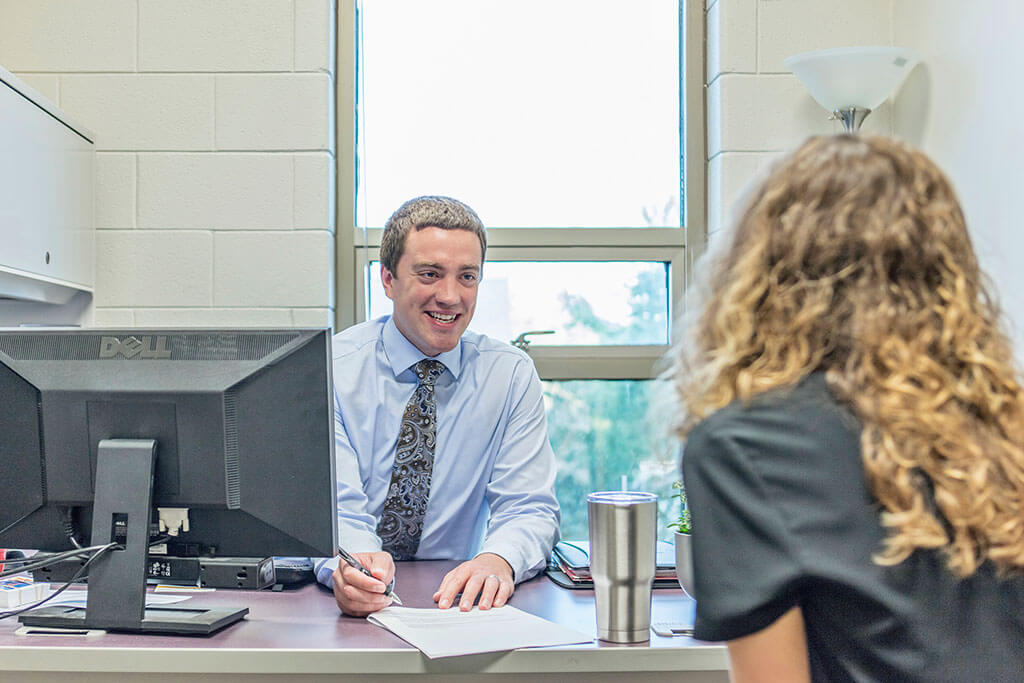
(316, 195, 560, 617)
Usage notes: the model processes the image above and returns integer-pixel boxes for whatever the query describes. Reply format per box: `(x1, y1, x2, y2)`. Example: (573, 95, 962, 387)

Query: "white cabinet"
(0, 66, 94, 304)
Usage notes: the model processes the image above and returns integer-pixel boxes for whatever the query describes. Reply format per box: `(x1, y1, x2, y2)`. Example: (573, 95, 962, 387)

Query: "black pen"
(337, 546, 403, 605)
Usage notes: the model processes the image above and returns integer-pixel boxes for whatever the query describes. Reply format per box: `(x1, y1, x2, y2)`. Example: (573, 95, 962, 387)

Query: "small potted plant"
(669, 481, 695, 598)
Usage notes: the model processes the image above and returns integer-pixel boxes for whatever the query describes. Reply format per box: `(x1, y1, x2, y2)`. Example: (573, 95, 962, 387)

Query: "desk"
(0, 561, 728, 682)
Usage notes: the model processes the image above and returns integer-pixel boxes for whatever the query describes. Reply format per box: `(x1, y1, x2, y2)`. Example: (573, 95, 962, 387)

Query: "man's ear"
(381, 265, 396, 300)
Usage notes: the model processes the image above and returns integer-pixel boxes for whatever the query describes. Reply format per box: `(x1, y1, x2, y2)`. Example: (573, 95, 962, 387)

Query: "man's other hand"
(332, 550, 395, 617)
(432, 552, 514, 611)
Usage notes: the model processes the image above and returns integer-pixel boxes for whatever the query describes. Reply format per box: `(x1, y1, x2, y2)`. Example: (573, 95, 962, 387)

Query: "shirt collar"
(381, 316, 463, 380)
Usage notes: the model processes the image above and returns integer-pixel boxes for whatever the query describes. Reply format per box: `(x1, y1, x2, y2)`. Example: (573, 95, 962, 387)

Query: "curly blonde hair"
(675, 135, 1024, 577)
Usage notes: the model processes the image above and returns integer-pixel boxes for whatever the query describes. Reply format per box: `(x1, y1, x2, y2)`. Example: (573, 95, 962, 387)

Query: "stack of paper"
(0, 577, 48, 608)
(367, 605, 592, 659)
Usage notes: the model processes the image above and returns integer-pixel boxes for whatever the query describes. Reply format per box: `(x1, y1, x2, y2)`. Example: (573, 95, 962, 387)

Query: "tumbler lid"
(587, 491, 657, 505)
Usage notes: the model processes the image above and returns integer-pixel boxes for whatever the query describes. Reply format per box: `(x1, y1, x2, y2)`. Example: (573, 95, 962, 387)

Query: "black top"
(682, 372, 1024, 682)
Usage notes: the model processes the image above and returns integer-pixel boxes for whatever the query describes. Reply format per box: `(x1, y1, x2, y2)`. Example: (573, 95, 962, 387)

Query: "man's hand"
(432, 552, 514, 611)
(332, 550, 396, 617)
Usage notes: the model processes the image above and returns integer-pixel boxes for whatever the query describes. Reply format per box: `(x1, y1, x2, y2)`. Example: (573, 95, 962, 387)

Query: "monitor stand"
(18, 439, 248, 635)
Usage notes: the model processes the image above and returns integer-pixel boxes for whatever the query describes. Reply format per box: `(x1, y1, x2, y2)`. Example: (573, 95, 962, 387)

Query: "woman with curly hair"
(676, 135, 1024, 682)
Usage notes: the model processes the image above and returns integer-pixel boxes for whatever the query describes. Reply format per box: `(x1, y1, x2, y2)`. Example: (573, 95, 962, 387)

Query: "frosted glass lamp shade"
(784, 46, 920, 112)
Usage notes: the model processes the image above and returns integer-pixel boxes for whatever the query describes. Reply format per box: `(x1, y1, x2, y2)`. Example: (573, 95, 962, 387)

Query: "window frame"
(334, 1, 706, 381)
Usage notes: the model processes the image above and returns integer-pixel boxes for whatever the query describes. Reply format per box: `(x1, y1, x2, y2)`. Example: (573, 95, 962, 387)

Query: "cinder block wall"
(892, 2, 1024, 357)
(705, 0, 893, 241)
(0, 0, 335, 328)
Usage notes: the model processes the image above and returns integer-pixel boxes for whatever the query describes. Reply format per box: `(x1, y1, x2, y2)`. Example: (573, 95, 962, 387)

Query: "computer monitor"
(0, 328, 338, 634)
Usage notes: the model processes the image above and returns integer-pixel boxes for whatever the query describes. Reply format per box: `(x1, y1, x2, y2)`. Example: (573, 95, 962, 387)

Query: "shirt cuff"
(478, 540, 534, 584)
(314, 556, 339, 588)
(315, 522, 385, 588)
(339, 525, 384, 554)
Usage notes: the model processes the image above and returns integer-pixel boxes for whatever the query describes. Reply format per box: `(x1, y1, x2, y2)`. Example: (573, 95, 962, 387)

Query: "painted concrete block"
(61, 75, 215, 151)
(139, 0, 293, 72)
(92, 308, 136, 327)
(294, 152, 334, 230)
(133, 307, 294, 327)
(291, 307, 334, 328)
(758, 0, 891, 73)
(96, 230, 213, 307)
(709, 74, 832, 155)
(215, 74, 331, 151)
(295, 0, 333, 73)
(138, 153, 293, 229)
(0, 0, 136, 71)
(708, 0, 757, 82)
(12, 73, 59, 103)
(213, 231, 332, 306)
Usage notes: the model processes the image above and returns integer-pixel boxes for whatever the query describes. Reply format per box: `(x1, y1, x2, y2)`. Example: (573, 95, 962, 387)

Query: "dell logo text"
(99, 336, 172, 359)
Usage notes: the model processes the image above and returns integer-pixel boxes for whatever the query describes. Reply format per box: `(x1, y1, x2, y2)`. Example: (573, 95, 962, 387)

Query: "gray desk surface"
(0, 560, 728, 682)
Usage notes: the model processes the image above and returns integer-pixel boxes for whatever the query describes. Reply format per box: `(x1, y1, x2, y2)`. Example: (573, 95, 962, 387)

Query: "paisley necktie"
(376, 359, 445, 560)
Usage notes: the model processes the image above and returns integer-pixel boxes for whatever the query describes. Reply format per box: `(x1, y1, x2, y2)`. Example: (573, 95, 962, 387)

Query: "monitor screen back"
(0, 329, 337, 558)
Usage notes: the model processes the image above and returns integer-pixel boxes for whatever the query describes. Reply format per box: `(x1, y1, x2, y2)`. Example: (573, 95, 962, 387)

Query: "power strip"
(33, 555, 275, 590)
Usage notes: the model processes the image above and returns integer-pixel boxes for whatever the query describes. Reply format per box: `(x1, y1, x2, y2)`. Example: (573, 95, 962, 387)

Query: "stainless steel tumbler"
(587, 491, 658, 643)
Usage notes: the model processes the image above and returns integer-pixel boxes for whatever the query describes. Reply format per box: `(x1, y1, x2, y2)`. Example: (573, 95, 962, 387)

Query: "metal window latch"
(510, 330, 555, 350)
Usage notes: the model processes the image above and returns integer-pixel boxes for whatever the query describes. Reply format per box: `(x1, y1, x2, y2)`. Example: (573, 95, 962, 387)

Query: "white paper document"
(40, 588, 191, 609)
(367, 605, 592, 659)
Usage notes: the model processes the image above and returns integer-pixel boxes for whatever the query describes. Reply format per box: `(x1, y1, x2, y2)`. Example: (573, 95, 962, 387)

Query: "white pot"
(674, 531, 695, 599)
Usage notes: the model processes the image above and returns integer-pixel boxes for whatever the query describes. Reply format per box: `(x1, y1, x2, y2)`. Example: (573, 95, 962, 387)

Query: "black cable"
(0, 542, 118, 621)
(0, 549, 73, 567)
(2, 544, 114, 566)
(59, 506, 82, 549)
(1, 505, 81, 545)
(0, 503, 80, 549)
(0, 553, 51, 567)
(1, 535, 173, 575)
(0, 510, 34, 540)
(0, 544, 114, 579)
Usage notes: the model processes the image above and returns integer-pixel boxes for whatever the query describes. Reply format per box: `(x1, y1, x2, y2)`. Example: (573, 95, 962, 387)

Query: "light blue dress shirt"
(315, 316, 560, 587)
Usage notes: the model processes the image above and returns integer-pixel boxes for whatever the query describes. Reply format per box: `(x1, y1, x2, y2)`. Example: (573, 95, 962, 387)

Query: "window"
(337, 0, 705, 540)
(368, 260, 670, 346)
(355, 1, 682, 230)
(544, 379, 680, 542)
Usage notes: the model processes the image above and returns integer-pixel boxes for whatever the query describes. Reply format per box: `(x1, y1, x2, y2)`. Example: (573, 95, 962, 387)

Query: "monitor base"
(18, 604, 248, 635)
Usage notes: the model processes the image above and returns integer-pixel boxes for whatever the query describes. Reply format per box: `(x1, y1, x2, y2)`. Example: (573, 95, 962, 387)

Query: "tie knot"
(414, 359, 445, 386)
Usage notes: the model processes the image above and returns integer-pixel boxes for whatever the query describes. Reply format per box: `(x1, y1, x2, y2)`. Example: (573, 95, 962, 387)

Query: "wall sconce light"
(784, 46, 920, 133)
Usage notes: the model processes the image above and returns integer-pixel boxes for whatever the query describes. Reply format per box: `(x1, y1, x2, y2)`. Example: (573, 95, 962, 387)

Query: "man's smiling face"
(381, 226, 482, 357)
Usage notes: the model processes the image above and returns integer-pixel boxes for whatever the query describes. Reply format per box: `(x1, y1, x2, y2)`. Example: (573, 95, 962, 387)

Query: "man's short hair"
(380, 196, 487, 273)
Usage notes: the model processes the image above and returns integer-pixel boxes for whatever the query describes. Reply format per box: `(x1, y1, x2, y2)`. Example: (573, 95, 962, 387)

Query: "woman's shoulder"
(684, 372, 865, 512)
(690, 372, 849, 443)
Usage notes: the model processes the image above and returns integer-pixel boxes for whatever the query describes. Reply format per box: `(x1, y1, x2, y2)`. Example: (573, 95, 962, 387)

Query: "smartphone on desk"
(651, 622, 695, 637)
